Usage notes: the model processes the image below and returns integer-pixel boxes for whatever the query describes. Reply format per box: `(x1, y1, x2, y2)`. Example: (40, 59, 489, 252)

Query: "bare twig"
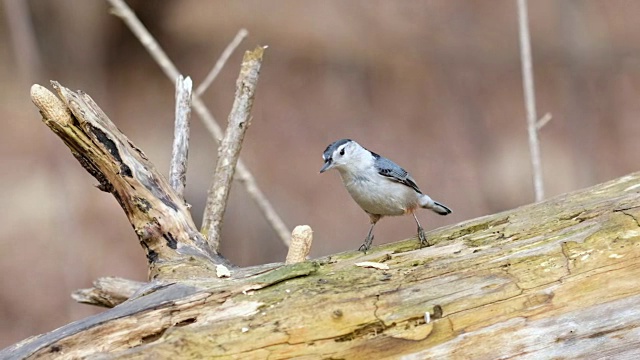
(108, 0, 178, 79)
(72, 277, 145, 308)
(235, 163, 291, 246)
(286, 225, 313, 264)
(190, 100, 292, 246)
(201, 47, 265, 251)
(196, 29, 249, 97)
(517, 0, 545, 201)
(536, 112, 552, 130)
(107, 0, 291, 245)
(170, 75, 193, 198)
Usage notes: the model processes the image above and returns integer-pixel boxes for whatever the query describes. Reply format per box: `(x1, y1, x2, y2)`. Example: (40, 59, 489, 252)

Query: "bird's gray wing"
(373, 153, 423, 194)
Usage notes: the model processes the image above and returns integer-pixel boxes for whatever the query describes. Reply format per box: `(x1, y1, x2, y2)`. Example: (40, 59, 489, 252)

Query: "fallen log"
(3, 81, 640, 359)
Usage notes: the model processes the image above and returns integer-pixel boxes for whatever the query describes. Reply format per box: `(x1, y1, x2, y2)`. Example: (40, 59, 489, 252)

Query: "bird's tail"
(419, 195, 452, 215)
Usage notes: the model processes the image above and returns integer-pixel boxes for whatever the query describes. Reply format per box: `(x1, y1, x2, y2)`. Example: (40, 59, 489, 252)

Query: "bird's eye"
(339, 149, 345, 156)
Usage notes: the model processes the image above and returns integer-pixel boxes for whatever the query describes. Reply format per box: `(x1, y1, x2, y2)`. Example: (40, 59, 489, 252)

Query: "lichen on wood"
(4, 170, 640, 359)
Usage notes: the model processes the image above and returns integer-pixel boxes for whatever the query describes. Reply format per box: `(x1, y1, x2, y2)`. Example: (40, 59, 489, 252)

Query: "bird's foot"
(358, 234, 374, 253)
(418, 226, 430, 247)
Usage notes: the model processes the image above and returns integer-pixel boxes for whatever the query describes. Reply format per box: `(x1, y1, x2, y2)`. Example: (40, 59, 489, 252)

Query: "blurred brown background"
(1, 0, 639, 348)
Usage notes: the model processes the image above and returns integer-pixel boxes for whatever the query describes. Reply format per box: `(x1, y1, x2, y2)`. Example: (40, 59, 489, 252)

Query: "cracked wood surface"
(29, 82, 225, 280)
(3, 173, 640, 359)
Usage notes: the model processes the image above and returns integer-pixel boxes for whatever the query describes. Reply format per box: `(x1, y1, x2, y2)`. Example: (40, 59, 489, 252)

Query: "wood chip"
(216, 264, 232, 278)
(355, 262, 390, 270)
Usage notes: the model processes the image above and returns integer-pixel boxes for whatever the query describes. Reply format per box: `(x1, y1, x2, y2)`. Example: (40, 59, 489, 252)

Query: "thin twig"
(517, 0, 544, 201)
(191, 100, 292, 246)
(536, 112, 552, 130)
(234, 163, 291, 246)
(170, 75, 193, 198)
(196, 29, 249, 97)
(108, 0, 179, 79)
(107, 0, 291, 246)
(201, 47, 265, 251)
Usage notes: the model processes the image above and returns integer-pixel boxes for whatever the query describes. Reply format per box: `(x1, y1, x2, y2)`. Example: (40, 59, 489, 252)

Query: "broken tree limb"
(4, 171, 640, 359)
(201, 46, 265, 251)
(71, 277, 145, 308)
(169, 75, 193, 199)
(30, 82, 225, 280)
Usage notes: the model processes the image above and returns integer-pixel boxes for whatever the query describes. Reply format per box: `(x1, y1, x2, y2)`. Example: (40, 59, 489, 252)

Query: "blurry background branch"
(196, 28, 249, 97)
(536, 112, 552, 130)
(517, 0, 545, 202)
(107, 0, 291, 246)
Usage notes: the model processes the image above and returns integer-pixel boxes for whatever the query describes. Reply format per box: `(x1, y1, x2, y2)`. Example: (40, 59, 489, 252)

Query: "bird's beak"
(319, 160, 333, 173)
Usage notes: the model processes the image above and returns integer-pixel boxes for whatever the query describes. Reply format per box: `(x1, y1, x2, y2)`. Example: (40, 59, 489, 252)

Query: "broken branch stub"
(71, 277, 145, 308)
(30, 82, 226, 280)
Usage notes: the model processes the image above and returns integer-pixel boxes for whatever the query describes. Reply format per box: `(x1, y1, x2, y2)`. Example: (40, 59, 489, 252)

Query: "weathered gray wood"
(30, 82, 224, 280)
(169, 75, 193, 199)
(15, 56, 640, 360)
(201, 46, 265, 252)
(1, 262, 316, 359)
(71, 277, 146, 308)
(3, 171, 640, 359)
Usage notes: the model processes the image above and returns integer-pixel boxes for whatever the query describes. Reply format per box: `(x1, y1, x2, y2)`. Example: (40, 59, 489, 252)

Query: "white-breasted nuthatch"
(320, 139, 451, 251)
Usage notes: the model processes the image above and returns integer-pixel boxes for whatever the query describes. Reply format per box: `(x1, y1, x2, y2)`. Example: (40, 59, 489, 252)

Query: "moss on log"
(3, 170, 640, 359)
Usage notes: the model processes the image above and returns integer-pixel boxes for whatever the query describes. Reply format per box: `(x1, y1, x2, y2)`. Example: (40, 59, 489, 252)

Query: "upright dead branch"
(169, 75, 193, 198)
(517, 0, 545, 201)
(201, 46, 266, 251)
(107, 0, 291, 246)
(30, 82, 224, 280)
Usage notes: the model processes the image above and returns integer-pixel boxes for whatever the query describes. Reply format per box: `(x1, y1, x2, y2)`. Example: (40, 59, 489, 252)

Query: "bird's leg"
(358, 224, 375, 252)
(413, 213, 429, 247)
(359, 215, 380, 252)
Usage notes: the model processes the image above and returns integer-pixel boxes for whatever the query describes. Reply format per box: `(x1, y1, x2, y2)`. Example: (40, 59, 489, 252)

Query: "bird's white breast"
(339, 169, 419, 217)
